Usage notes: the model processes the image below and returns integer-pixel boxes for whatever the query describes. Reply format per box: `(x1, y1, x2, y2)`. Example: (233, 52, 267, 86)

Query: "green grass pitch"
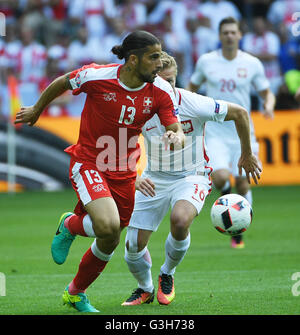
(0, 185, 299, 315)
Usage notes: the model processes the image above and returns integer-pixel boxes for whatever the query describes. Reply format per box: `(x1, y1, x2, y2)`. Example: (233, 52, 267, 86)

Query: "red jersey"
(65, 63, 179, 178)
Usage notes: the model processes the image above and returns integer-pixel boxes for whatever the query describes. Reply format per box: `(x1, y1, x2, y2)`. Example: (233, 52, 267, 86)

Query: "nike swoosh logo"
(146, 126, 157, 131)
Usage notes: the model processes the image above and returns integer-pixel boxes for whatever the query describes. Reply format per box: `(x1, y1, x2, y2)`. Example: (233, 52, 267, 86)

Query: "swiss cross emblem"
(143, 97, 153, 107)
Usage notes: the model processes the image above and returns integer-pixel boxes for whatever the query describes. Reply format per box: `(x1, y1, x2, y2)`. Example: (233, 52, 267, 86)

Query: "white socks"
(125, 247, 154, 292)
(125, 232, 191, 292)
(160, 232, 191, 276)
(243, 190, 253, 206)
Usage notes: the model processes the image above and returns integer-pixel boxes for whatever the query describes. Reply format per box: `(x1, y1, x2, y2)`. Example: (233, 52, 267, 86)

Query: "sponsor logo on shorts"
(92, 184, 107, 192)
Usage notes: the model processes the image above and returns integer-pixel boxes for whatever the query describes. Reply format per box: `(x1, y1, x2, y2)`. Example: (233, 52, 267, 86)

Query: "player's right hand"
(135, 176, 156, 197)
(162, 130, 185, 150)
(238, 153, 262, 185)
(14, 106, 40, 126)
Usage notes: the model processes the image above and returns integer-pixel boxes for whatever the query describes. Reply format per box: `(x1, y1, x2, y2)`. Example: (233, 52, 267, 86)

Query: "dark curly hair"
(111, 30, 161, 62)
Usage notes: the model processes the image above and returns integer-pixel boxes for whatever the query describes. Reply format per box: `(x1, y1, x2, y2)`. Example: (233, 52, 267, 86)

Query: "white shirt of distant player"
(242, 31, 281, 79)
(197, 0, 241, 32)
(142, 88, 227, 174)
(192, 26, 219, 62)
(68, 38, 108, 68)
(116, 1, 147, 30)
(190, 49, 269, 142)
(5, 40, 47, 82)
(0, 38, 7, 67)
(267, 0, 300, 29)
(68, 0, 116, 39)
(147, 1, 189, 38)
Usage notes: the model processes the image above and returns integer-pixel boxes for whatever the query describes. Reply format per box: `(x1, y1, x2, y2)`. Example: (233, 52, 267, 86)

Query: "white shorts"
(129, 171, 212, 232)
(206, 136, 259, 177)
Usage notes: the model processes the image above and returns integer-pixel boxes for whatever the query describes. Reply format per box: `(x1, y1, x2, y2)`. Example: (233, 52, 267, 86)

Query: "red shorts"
(69, 159, 136, 228)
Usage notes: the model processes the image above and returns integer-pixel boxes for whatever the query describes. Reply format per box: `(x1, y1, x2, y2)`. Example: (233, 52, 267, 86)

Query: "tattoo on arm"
(65, 73, 73, 90)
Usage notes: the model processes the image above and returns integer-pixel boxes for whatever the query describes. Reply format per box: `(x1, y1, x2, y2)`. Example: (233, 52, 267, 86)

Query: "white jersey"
(142, 88, 228, 175)
(190, 49, 269, 142)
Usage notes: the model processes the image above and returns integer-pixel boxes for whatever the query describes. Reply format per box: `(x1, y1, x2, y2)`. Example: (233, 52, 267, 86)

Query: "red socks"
(64, 214, 97, 237)
(68, 241, 114, 295)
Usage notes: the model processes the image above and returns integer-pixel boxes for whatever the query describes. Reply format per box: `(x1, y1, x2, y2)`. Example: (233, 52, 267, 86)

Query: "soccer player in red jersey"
(15, 30, 185, 312)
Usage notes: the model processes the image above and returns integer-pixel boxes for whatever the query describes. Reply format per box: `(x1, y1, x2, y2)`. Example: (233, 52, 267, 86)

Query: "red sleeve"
(154, 88, 179, 127)
(68, 63, 102, 95)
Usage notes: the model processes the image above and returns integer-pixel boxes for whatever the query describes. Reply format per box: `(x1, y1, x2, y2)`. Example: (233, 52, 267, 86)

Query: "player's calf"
(211, 169, 231, 191)
(235, 176, 250, 196)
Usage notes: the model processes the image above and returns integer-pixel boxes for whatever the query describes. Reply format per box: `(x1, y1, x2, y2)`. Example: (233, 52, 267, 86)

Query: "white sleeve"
(267, 33, 280, 55)
(68, 0, 84, 18)
(241, 34, 253, 53)
(103, 0, 117, 18)
(252, 58, 270, 92)
(190, 56, 205, 86)
(179, 89, 227, 123)
(267, 2, 280, 25)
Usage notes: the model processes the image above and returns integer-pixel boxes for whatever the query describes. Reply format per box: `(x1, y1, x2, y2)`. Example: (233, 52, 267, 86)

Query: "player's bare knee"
(170, 212, 192, 240)
(170, 202, 195, 231)
(171, 212, 190, 228)
(93, 216, 120, 239)
(212, 170, 230, 190)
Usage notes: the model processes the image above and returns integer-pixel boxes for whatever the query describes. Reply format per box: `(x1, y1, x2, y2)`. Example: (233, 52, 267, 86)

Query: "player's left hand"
(295, 87, 300, 103)
(238, 153, 262, 184)
(135, 176, 156, 197)
(262, 102, 274, 119)
(14, 105, 40, 126)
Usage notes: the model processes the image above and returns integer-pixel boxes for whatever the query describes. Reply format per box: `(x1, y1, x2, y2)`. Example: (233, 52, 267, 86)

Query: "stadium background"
(0, 0, 300, 191)
(0, 0, 300, 317)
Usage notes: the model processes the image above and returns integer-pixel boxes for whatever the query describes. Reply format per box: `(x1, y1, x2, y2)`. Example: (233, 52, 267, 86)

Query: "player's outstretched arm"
(135, 175, 156, 197)
(14, 73, 72, 126)
(225, 102, 262, 184)
(186, 82, 200, 93)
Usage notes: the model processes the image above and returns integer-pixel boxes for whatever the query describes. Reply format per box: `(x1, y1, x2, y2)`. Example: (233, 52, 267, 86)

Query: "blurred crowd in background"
(0, 0, 300, 118)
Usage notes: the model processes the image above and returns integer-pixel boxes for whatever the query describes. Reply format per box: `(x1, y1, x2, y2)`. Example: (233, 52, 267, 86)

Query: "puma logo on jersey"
(126, 96, 137, 105)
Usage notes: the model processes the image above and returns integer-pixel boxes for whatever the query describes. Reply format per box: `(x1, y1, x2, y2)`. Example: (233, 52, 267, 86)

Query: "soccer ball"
(210, 194, 253, 236)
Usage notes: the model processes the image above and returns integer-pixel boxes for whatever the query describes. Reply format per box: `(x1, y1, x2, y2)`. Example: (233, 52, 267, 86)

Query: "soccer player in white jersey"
(122, 52, 261, 306)
(187, 17, 276, 249)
